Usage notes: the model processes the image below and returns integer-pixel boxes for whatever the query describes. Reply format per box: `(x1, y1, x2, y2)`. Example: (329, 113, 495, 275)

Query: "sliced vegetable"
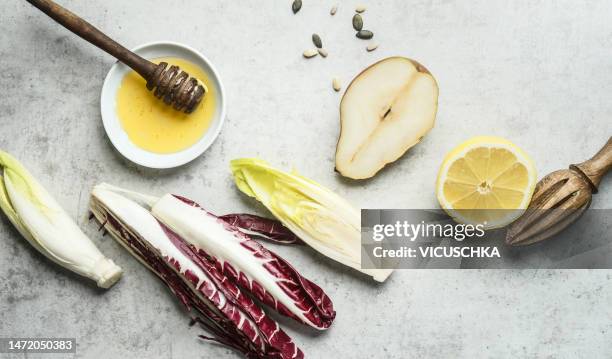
(230, 158, 393, 282)
(219, 213, 302, 244)
(90, 185, 303, 358)
(152, 194, 335, 330)
(0, 151, 121, 288)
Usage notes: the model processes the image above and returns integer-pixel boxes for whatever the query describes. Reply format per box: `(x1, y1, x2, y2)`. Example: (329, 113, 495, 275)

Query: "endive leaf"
(0, 152, 49, 256)
(0, 173, 30, 241)
(0, 151, 49, 215)
(0, 174, 16, 224)
(0, 150, 122, 288)
(230, 158, 393, 282)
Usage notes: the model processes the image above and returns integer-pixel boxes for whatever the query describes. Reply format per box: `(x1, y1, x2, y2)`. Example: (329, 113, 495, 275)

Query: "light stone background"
(1, 1, 611, 358)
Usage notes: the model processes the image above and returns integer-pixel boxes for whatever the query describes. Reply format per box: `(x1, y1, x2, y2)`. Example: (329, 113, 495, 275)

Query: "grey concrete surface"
(1, 0, 611, 358)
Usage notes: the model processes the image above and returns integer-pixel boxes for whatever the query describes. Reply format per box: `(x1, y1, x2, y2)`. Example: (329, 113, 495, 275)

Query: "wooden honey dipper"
(506, 137, 612, 246)
(26, 0, 206, 113)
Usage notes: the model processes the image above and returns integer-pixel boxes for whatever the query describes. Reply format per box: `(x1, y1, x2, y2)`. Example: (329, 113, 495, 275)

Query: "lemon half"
(436, 136, 537, 229)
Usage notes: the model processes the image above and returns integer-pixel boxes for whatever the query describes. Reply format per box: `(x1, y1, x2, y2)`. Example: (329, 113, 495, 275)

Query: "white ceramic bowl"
(100, 41, 226, 169)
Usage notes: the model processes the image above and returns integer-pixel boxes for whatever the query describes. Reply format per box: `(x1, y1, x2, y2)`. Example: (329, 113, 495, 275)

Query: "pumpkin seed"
(292, 0, 302, 14)
(356, 30, 374, 39)
(318, 48, 328, 57)
(312, 33, 323, 48)
(352, 14, 363, 31)
(332, 77, 342, 92)
(366, 43, 378, 52)
(303, 49, 318, 58)
(330, 5, 338, 15)
(356, 5, 366, 13)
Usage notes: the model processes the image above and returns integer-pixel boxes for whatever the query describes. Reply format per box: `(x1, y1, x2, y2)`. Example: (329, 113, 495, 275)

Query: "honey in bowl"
(116, 57, 216, 154)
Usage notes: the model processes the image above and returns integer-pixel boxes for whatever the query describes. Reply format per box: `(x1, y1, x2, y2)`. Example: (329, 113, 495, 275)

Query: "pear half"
(335, 57, 439, 179)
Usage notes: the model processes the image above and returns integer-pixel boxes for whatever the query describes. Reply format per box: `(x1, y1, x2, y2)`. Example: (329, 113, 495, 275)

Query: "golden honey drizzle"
(116, 57, 216, 154)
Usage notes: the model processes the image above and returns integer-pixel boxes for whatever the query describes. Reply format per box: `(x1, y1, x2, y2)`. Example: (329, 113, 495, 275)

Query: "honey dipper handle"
(25, 0, 156, 78)
(570, 136, 612, 193)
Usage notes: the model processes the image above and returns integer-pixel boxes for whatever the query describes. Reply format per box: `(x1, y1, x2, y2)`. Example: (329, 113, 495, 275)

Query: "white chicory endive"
(230, 158, 394, 282)
(0, 151, 122, 288)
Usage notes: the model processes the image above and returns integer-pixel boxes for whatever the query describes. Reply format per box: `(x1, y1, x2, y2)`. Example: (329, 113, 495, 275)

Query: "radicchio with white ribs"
(219, 213, 302, 245)
(151, 194, 335, 330)
(90, 186, 303, 359)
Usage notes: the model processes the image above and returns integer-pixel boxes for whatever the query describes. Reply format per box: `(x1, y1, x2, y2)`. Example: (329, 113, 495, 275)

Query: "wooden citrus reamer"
(507, 136, 612, 246)
(25, 0, 206, 113)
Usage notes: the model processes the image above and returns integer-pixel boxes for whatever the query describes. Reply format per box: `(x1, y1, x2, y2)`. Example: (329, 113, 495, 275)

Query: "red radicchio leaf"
(173, 195, 335, 330)
(219, 213, 303, 245)
(94, 201, 303, 359)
